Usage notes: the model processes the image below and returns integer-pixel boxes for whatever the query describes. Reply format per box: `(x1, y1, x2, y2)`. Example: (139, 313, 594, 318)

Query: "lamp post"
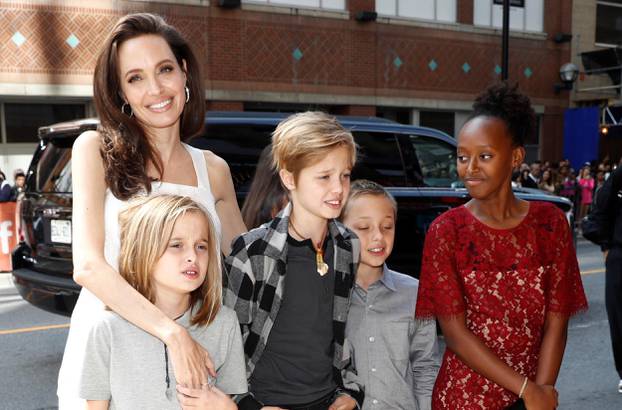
(501, 0, 510, 80)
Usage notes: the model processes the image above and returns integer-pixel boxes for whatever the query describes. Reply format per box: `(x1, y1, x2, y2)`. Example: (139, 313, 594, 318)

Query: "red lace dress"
(415, 201, 588, 410)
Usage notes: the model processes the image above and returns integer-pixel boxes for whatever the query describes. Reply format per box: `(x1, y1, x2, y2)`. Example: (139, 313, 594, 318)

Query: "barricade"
(0, 202, 17, 272)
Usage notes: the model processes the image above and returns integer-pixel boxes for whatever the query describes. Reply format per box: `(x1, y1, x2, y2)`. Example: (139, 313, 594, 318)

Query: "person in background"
(578, 166, 595, 221)
(538, 169, 556, 194)
(589, 165, 622, 393)
(595, 170, 607, 201)
(240, 146, 288, 230)
(340, 179, 439, 410)
(416, 82, 587, 409)
(10, 169, 26, 201)
(559, 166, 578, 208)
(0, 171, 12, 201)
(521, 162, 540, 189)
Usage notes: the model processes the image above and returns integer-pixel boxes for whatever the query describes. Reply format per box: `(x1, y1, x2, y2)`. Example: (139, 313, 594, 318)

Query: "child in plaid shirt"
(225, 111, 363, 410)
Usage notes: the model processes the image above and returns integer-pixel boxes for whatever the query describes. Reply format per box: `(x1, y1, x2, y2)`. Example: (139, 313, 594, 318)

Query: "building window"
(4, 103, 85, 143)
(474, 0, 543, 32)
(596, 1, 622, 46)
(419, 110, 455, 137)
(376, 0, 457, 23)
(241, 0, 345, 10)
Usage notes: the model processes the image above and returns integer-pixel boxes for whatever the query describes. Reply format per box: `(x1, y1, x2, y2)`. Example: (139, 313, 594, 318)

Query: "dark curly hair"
(470, 82, 535, 147)
(94, 13, 205, 200)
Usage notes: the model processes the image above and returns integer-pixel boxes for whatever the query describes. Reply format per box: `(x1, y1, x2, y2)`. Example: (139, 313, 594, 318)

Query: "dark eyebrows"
(123, 58, 176, 78)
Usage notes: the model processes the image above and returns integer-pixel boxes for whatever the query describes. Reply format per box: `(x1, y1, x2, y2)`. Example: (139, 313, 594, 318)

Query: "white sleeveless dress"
(57, 143, 222, 407)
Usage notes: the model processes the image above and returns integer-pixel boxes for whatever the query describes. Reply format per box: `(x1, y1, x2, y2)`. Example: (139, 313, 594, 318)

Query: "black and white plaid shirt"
(224, 202, 363, 407)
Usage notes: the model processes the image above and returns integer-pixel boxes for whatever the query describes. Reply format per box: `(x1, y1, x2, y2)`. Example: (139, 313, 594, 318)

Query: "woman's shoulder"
(196, 148, 230, 174)
(428, 206, 465, 233)
(73, 130, 102, 154)
(528, 201, 568, 230)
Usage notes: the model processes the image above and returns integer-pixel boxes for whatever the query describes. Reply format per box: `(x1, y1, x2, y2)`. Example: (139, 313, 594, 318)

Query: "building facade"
(570, 0, 622, 165)
(0, 0, 573, 178)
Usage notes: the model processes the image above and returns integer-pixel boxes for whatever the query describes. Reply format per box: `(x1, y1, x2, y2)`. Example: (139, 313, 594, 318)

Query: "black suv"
(12, 112, 573, 316)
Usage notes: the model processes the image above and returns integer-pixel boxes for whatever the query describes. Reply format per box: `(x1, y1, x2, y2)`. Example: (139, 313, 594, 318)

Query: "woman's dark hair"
(241, 146, 288, 229)
(470, 82, 536, 147)
(94, 13, 205, 200)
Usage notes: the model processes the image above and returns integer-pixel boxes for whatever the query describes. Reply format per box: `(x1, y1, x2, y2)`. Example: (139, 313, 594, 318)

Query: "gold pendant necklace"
(289, 218, 329, 276)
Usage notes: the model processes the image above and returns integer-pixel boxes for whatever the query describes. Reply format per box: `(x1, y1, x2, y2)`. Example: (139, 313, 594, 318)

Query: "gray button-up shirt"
(343, 266, 440, 410)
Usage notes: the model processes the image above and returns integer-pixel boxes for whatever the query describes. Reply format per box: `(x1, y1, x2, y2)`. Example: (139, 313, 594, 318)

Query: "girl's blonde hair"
(118, 194, 221, 326)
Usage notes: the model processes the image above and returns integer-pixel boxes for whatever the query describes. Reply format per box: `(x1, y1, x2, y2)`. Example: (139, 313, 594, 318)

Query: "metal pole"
(502, 0, 510, 80)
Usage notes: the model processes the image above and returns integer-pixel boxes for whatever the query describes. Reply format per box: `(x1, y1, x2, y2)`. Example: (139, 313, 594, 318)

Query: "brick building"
(0, 0, 573, 177)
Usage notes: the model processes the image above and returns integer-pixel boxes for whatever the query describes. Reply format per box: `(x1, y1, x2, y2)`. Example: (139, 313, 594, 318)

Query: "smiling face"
(117, 34, 187, 132)
(457, 116, 524, 200)
(342, 194, 395, 274)
(151, 211, 209, 304)
(281, 145, 352, 223)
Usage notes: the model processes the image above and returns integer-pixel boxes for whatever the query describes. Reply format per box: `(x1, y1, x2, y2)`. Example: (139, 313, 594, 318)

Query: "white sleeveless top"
(58, 143, 222, 403)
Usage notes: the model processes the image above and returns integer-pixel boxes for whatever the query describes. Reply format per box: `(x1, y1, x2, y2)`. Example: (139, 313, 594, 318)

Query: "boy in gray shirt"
(341, 180, 440, 410)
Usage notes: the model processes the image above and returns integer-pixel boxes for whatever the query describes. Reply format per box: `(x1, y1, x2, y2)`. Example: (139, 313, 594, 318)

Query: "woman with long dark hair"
(58, 13, 246, 408)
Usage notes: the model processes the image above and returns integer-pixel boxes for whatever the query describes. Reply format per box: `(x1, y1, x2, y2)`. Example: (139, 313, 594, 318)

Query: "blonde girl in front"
(78, 194, 247, 409)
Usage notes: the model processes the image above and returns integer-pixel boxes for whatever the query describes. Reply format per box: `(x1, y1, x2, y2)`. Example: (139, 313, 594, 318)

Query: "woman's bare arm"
(204, 151, 247, 255)
(439, 314, 558, 409)
(71, 131, 214, 386)
(534, 313, 569, 385)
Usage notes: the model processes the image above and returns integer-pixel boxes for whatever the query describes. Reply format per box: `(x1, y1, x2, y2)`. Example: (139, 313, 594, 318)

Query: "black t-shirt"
(249, 234, 336, 405)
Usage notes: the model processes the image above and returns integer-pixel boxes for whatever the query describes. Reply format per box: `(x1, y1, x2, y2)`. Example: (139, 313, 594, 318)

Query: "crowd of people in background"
(512, 157, 621, 224)
(0, 168, 26, 202)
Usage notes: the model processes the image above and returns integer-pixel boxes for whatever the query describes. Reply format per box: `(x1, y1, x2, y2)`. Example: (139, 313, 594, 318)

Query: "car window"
(189, 124, 273, 193)
(409, 135, 458, 187)
(352, 132, 406, 186)
(36, 141, 72, 193)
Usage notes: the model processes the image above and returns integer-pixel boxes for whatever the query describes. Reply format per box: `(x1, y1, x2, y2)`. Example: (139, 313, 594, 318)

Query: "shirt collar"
(379, 265, 397, 292)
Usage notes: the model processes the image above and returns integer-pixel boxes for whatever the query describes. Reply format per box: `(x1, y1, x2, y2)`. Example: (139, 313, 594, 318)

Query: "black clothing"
(593, 166, 622, 378)
(273, 389, 338, 410)
(606, 247, 622, 378)
(249, 234, 336, 405)
(521, 175, 539, 189)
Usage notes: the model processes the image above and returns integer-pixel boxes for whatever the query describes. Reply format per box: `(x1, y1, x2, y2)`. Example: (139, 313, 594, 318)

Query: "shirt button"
(369, 336, 375, 342)
(368, 304, 373, 309)
(372, 399, 378, 404)
(371, 367, 377, 372)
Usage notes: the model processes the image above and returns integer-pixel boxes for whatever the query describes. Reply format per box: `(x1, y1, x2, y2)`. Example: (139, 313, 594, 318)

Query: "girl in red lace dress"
(416, 83, 588, 410)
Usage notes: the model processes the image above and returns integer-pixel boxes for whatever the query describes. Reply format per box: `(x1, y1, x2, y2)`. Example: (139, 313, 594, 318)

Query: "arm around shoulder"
(71, 130, 109, 287)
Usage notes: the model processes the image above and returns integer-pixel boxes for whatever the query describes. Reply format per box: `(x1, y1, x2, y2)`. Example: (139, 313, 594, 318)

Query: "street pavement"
(0, 238, 619, 409)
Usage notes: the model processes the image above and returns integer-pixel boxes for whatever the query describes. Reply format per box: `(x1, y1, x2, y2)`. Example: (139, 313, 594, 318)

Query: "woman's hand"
(523, 382, 558, 410)
(328, 394, 357, 410)
(176, 385, 236, 410)
(166, 325, 216, 388)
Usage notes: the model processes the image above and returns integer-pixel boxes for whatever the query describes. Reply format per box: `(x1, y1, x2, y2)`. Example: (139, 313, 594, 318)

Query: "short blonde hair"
(271, 111, 357, 178)
(118, 194, 221, 327)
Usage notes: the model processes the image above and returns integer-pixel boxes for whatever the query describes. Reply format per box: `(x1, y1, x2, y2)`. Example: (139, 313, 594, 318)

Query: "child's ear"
(279, 169, 296, 191)
(511, 146, 525, 169)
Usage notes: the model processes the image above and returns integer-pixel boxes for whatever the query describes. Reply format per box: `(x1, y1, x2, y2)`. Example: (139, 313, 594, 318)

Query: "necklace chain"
(289, 217, 329, 276)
